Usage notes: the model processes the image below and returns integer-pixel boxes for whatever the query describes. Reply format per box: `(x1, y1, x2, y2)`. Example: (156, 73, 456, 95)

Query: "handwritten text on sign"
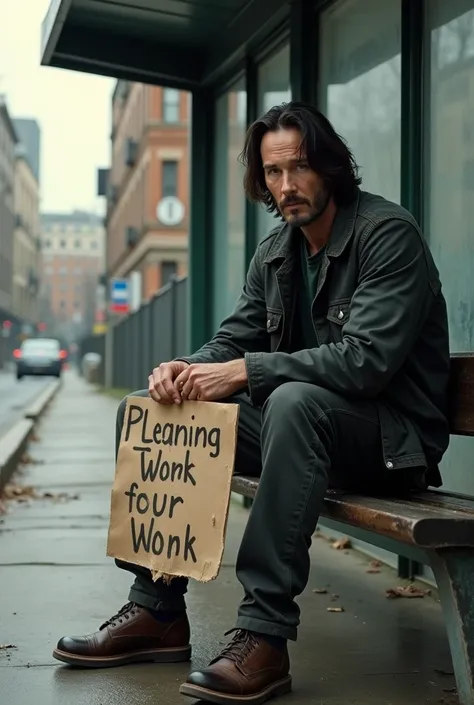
(107, 396, 239, 582)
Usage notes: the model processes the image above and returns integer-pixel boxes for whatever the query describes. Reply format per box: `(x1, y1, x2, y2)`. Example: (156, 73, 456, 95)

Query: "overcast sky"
(0, 1, 113, 214)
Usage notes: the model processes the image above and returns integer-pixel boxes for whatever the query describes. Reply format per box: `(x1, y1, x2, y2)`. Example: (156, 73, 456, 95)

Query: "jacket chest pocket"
(266, 309, 283, 351)
(326, 300, 350, 343)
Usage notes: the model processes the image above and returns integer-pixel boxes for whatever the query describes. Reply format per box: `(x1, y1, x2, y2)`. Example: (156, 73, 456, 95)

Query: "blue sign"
(110, 278, 129, 312)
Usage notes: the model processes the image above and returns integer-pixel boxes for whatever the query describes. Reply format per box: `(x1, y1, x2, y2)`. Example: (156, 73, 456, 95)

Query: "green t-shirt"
(296, 235, 326, 350)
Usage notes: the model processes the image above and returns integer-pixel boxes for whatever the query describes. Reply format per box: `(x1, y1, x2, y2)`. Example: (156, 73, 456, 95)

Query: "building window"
(74, 239, 81, 248)
(319, 0, 402, 204)
(161, 261, 177, 286)
(60, 239, 66, 248)
(212, 78, 247, 330)
(162, 160, 178, 198)
(162, 88, 180, 123)
(256, 44, 291, 240)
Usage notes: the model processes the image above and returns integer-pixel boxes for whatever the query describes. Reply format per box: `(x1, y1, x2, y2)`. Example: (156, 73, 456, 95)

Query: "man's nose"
(281, 171, 297, 194)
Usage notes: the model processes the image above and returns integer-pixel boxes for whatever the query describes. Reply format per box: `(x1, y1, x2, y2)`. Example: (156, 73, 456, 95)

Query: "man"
(53, 102, 450, 703)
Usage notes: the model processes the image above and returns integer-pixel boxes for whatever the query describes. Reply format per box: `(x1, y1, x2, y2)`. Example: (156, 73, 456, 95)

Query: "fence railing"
(79, 275, 188, 391)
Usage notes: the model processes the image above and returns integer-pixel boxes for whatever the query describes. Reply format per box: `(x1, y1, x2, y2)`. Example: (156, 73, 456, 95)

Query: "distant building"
(13, 141, 40, 326)
(98, 81, 190, 309)
(0, 96, 17, 327)
(40, 211, 105, 343)
(13, 119, 41, 183)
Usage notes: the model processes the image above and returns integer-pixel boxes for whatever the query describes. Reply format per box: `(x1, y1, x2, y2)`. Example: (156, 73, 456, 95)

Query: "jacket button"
(338, 310, 344, 320)
(267, 318, 271, 327)
(386, 461, 394, 469)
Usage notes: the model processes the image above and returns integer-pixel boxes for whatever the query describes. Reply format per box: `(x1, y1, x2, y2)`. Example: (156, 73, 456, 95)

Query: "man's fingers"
(161, 376, 181, 404)
(174, 368, 190, 389)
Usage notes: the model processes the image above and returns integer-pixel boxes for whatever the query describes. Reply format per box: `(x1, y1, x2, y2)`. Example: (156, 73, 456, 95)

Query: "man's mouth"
(282, 201, 308, 209)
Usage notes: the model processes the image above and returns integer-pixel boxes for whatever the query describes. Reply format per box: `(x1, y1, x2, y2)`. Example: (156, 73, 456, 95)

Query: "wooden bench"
(231, 353, 474, 705)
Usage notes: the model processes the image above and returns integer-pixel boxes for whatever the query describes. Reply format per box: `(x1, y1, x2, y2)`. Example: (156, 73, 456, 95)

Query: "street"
(0, 369, 52, 436)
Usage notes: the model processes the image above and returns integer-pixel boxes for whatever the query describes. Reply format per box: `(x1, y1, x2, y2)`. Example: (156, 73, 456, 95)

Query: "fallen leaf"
(331, 537, 352, 550)
(312, 588, 328, 594)
(370, 560, 382, 568)
(327, 607, 344, 613)
(2, 484, 38, 500)
(30, 433, 40, 442)
(0, 644, 17, 650)
(386, 585, 432, 599)
(366, 569, 381, 574)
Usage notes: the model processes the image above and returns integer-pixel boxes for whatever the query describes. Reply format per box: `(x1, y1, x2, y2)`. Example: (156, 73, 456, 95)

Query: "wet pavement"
(0, 370, 51, 436)
(0, 372, 458, 704)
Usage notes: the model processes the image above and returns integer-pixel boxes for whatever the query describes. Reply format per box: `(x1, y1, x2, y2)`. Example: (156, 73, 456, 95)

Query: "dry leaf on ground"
(386, 585, 432, 599)
(312, 588, 328, 594)
(331, 537, 352, 550)
(327, 607, 345, 613)
(2, 484, 38, 500)
(367, 559, 382, 573)
(1, 485, 80, 504)
(0, 644, 17, 650)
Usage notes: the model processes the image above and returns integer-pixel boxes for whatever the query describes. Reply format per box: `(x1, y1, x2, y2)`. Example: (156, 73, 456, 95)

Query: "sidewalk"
(0, 372, 458, 705)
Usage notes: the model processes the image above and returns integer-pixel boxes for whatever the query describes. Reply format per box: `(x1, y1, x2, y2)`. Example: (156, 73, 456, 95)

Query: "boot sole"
(179, 675, 292, 704)
(52, 644, 191, 668)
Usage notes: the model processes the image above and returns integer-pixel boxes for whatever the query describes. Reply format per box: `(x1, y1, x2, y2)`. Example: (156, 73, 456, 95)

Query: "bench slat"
(231, 476, 474, 549)
(449, 353, 474, 435)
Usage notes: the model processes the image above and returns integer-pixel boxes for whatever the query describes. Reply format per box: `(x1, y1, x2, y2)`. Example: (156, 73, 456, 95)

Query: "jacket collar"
(263, 190, 360, 264)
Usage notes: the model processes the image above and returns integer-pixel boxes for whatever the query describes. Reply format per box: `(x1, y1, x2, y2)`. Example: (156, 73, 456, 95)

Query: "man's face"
(261, 127, 330, 227)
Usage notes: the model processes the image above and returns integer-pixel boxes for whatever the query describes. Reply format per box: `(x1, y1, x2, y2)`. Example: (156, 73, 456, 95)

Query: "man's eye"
(296, 163, 308, 171)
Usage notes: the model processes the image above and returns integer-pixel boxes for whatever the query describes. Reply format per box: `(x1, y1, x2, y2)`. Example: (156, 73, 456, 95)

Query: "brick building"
(13, 141, 40, 326)
(0, 97, 17, 325)
(98, 81, 189, 306)
(40, 211, 105, 343)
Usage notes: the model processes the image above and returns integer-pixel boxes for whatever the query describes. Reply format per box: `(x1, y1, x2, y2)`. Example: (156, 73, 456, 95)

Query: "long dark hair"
(240, 101, 361, 214)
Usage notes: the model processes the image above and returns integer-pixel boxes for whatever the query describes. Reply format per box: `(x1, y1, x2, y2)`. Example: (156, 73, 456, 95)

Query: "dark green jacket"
(184, 190, 451, 487)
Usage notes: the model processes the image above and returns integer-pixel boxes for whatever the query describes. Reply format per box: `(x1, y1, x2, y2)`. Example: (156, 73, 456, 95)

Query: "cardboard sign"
(107, 396, 239, 583)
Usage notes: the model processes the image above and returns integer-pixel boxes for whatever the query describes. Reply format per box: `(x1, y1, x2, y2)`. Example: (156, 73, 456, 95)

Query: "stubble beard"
(283, 188, 331, 228)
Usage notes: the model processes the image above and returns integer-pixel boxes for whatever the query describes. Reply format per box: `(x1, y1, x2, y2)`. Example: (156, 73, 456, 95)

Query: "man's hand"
(149, 360, 190, 404)
(174, 359, 248, 402)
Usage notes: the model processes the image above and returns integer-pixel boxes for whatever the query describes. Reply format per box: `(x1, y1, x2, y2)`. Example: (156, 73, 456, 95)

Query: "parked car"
(14, 338, 67, 380)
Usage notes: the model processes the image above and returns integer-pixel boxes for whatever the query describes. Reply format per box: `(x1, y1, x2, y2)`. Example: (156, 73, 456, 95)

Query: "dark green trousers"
(115, 382, 391, 640)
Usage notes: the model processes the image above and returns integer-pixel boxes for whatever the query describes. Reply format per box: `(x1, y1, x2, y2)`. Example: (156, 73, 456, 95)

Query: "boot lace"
(100, 602, 137, 630)
(213, 630, 259, 666)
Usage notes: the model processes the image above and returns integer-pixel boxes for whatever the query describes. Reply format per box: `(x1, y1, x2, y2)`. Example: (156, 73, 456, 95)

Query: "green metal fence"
(79, 275, 188, 391)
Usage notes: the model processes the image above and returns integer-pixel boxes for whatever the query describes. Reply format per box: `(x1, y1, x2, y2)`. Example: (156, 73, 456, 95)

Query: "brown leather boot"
(53, 602, 191, 668)
(180, 630, 291, 704)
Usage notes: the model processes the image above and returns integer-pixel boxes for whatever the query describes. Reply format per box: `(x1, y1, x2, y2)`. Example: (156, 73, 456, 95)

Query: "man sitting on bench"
(53, 102, 451, 705)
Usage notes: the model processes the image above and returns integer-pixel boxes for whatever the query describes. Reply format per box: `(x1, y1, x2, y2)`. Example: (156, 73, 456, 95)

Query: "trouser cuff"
(129, 586, 186, 612)
(235, 615, 297, 641)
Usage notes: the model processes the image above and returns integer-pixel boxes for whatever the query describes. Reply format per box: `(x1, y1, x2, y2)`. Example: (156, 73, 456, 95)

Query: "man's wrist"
(228, 358, 248, 385)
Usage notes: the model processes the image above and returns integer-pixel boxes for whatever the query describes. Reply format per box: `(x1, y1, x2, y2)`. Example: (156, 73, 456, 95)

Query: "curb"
(24, 378, 61, 420)
(0, 379, 62, 491)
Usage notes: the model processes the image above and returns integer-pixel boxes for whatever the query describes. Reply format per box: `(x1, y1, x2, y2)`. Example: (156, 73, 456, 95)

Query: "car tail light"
(59, 349, 67, 359)
(13, 349, 21, 359)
